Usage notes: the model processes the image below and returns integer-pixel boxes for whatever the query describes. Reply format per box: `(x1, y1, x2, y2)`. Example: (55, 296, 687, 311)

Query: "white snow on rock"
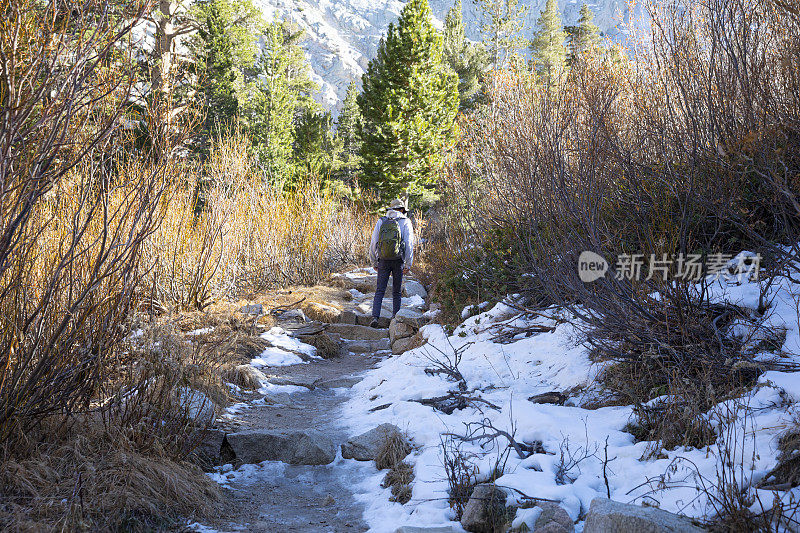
(251, 346, 307, 367)
(341, 256, 800, 532)
(262, 326, 318, 357)
(254, 0, 642, 111)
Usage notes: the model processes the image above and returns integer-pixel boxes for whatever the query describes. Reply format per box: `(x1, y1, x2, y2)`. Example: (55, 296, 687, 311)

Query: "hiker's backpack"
(378, 217, 403, 260)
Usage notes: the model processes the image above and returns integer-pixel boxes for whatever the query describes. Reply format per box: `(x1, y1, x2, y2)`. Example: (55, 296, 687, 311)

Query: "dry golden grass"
(146, 133, 374, 311)
(0, 419, 221, 532)
(221, 364, 268, 390)
(382, 461, 414, 504)
(375, 430, 412, 471)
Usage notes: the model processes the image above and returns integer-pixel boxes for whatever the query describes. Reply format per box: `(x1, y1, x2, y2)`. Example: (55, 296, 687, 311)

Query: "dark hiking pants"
(372, 259, 403, 319)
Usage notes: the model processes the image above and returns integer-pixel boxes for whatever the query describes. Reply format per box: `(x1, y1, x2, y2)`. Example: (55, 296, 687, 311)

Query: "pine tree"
(475, 0, 528, 70)
(358, 0, 459, 201)
(191, 0, 261, 137)
(293, 109, 340, 181)
(335, 82, 363, 180)
(443, 0, 488, 110)
(566, 3, 601, 63)
(240, 19, 318, 184)
(530, 0, 566, 81)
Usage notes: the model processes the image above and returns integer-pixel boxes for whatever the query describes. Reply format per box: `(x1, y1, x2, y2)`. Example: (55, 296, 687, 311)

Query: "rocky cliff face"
(253, 0, 640, 111)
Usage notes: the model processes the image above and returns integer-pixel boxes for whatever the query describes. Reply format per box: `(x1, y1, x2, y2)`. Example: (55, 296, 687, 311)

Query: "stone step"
(224, 429, 336, 465)
(265, 377, 316, 390)
(325, 323, 389, 340)
(316, 376, 363, 389)
(344, 337, 391, 353)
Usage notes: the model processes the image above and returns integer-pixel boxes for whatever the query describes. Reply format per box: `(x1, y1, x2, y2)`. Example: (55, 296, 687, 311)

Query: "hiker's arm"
(368, 220, 381, 265)
(403, 220, 415, 269)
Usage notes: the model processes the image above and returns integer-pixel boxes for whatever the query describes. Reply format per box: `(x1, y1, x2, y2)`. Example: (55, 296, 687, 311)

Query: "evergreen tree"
(475, 0, 527, 70)
(293, 109, 340, 181)
(191, 0, 261, 136)
(443, 0, 488, 110)
(358, 0, 459, 200)
(530, 0, 567, 81)
(240, 19, 318, 184)
(335, 82, 363, 181)
(566, 3, 601, 63)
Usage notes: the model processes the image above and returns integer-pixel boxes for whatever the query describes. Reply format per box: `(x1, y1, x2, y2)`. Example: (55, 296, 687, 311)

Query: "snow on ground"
(341, 264, 800, 532)
(249, 326, 320, 367)
(262, 326, 318, 357)
(251, 347, 307, 367)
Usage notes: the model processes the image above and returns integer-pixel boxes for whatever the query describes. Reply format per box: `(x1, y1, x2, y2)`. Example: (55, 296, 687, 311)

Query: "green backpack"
(378, 217, 403, 260)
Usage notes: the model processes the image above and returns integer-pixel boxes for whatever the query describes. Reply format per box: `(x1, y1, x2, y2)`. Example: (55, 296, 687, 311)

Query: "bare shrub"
(635, 397, 800, 531)
(222, 364, 268, 390)
(97, 320, 237, 459)
(442, 0, 800, 448)
(441, 434, 480, 520)
(381, 461, 414, 504)
(0, 0, 177, 448)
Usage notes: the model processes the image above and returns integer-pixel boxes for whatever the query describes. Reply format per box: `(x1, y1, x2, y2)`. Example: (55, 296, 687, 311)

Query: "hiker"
(369, 198, 415, 328)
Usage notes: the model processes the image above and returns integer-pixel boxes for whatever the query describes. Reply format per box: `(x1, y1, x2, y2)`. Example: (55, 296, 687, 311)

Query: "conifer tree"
(566, 3, 601, 63)
(293, 109, 340, 180)
(335, 82, 363, 180)
(191, 0, 261, 136)
(443, 0, 488, 110)
(530, 0, 566, 81)
(358, 0, 459, 200)
(240, 19, 318, 183)
(475, 0, 527, 70)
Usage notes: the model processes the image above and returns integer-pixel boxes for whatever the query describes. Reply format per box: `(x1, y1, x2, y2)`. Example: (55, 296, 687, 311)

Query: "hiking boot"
(370, 319, 379, 328)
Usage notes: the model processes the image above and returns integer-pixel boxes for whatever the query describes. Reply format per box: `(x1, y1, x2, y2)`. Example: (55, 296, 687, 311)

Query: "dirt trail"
(200, 273, 425, 533)
(206, 351, 382, 533)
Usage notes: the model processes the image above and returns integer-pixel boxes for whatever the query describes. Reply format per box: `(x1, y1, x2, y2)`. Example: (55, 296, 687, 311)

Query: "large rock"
(334, 273, 393, 293)
(357, 301, 393, 318)
(389, 320, 416, 343)
(534, 502, 574, 533)
(281, 308, 307, 322)
(298, 332, 342, 359)
(403, 280, 428, 299)
(176, 388, 216, 426)
(342, 423, 408, 462)
(266, 376, 316, 390)
(347, 337, 391, 353)
(340, 309, 358, 324)
(239, 303, 264, 316)
(393, 308, 427, 329)
(326, 323, 389, 340)
(192, 428, 226, 468)
(392, 332, 425, 354)
(528, 391, 568, 405)
(583, 498, 705, 533)
(225, 429, 337, 465)
(317, 376, 362, 389)
(460, 484, 508, 533)
(357, 314, 390, 328)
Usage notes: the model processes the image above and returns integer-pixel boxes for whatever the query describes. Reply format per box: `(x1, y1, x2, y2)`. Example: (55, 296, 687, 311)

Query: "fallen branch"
(270, 297, 307, 316)
(414, 393, 501, 415)
(445, 417, 539, 460)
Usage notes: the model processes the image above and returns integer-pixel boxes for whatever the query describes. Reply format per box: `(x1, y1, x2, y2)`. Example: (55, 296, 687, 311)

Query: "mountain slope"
(253, 0, 638, 111)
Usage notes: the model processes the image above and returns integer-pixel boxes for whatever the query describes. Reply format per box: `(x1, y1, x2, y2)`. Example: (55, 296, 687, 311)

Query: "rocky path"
(196, 271, 431, 533)
(205, 350, 381, 532)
